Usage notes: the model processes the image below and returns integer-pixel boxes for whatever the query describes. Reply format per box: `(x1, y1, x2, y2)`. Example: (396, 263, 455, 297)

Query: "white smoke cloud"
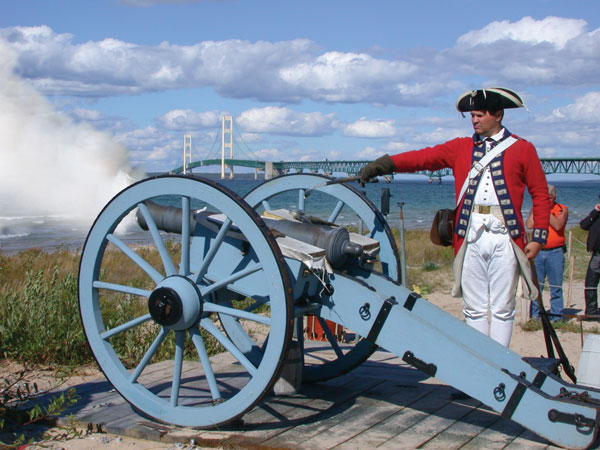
(0, 40, 140, 224)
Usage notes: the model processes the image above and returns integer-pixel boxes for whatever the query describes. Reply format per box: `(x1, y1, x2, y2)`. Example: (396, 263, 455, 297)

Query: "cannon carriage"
(79, 174, 600, 449)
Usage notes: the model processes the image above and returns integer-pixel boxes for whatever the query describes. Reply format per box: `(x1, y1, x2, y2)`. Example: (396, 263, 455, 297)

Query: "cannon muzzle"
(261, 217, 363, 269)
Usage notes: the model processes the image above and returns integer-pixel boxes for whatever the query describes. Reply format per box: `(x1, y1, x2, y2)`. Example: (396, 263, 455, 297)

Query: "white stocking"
(489, 319, 514, 347)
(465, 317, 489, 336)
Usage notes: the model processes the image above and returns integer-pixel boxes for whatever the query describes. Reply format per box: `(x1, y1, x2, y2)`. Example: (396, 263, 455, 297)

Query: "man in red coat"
(359, 87, 551, 347)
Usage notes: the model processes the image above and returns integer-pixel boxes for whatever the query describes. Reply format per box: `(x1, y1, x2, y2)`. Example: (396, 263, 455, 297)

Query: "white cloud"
(382, 141, 414, 153)
(146, 145, 174, 161)
(252, 147, 320, 162)
(237, 106, 337, 136)
(71, 108, 103, 121)
(1, 18, 599, 167)
(326, 149, 342, 160)
(3, 20, 598, 107)
(539, 92, 600, 124)
(158, 109, 224, 130)
(253, 148, 285, 160)
(449, 17, 600, 86)
(343, 118, 396, 138)
(0, 26, 318, 99)
(280, 51, 418, 102)
(457, 16, 587, 49)
(354, 146, 385, 160)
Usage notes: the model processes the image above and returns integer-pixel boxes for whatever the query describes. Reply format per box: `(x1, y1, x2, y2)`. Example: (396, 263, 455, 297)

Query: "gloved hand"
(358, 154, 395, 187)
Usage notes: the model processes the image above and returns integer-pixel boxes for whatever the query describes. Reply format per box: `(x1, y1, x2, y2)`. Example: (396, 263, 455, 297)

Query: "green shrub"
(0, 267, 90, 366)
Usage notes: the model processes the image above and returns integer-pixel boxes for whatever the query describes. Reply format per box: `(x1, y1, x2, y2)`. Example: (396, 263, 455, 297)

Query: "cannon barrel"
(136, 200, 197, 234)
(261, 217, 363, 269)
(136, 201, 363, 268)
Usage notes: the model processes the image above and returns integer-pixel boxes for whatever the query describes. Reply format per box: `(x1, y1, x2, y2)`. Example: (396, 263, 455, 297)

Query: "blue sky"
(1, 0, 599, 176)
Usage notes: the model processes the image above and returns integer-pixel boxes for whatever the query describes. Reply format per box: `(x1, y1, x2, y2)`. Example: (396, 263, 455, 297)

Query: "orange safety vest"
(544, 202, 566, 249)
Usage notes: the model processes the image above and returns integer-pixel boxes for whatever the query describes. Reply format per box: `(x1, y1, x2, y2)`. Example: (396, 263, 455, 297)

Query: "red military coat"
(389, 130, 551, 253)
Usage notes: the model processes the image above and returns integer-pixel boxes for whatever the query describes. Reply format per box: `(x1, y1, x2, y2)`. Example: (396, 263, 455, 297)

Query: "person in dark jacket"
(580, 198, 600, 319)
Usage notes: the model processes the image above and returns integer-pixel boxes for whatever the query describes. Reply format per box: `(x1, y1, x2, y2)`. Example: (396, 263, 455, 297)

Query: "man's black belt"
(541, 246, 563, 251)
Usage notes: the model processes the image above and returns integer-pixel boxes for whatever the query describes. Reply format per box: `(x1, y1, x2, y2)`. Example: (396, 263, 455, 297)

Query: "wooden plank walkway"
(48, 347, 560, 449)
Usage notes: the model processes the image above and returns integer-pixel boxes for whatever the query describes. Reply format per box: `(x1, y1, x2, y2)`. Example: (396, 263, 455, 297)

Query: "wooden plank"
(503, 428, 553, 449)
(331, 385, 447, 449)
(77, 399, 136, 429)
(345, 385, 453, 449)
(259, 377, 387, 448)
(417, 399, 501, 450)
(235, 372, 361, 432)
(300, 381, 436, 449)
(458, 415, 526, 450)
(378, 392, 482, 449)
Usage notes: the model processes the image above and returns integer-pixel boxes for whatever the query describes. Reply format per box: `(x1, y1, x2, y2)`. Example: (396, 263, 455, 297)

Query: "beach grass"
(0, 226, 591, 368)
(0, 245, 224, 369)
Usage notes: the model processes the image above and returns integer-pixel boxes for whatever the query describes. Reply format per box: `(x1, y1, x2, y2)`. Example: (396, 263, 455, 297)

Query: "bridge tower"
(183, 133, 192, 175)
(221, 116, 234, 179)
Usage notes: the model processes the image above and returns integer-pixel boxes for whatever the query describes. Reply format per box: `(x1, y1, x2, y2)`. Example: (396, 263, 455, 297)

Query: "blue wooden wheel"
(78, 175, 293, 428)
(242, 173, 400, 382)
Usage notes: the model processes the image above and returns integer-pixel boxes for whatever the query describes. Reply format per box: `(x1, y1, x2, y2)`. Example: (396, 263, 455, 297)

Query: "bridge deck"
(46, 344, 557, 449)
(174, 157, 600, 179)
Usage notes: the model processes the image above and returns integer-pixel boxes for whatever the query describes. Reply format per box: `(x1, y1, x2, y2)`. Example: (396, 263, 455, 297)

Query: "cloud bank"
(0, 15, 598, 169)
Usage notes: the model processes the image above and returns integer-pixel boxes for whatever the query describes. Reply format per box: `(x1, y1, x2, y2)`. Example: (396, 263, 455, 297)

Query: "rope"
(570, 235, 587, 247)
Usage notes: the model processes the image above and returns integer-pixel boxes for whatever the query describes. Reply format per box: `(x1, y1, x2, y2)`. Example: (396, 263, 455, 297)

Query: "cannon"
(79, 174, 600, 448)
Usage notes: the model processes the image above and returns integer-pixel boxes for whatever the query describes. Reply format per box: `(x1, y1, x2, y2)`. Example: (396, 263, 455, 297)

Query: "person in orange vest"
(526, 184, 568, 321)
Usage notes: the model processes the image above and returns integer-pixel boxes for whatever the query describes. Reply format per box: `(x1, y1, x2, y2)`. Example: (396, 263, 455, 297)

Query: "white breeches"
(461, 214, 519, 346)
(462, 232, 519, 321)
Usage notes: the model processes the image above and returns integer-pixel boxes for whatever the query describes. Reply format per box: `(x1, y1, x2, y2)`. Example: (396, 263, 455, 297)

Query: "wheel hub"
(148, 276, 202, 330)
(148, 287, 183, 326)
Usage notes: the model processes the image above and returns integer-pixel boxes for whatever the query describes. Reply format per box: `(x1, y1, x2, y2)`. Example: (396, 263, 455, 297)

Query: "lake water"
(1, 173, 598, 254)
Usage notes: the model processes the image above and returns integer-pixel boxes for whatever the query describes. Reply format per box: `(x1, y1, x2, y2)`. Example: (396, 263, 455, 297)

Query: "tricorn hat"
(456, 87, 527, 113)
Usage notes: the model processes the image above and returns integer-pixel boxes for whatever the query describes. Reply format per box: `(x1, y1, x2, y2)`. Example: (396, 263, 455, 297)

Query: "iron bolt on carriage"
(79, 174, 600, 449)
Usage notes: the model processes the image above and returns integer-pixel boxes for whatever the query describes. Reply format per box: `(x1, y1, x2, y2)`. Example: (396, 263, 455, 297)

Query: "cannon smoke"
(0, 40, 142, 226)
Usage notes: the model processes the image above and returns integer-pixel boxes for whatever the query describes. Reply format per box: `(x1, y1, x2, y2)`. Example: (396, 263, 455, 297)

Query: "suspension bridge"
(172, 117, 600, 180)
